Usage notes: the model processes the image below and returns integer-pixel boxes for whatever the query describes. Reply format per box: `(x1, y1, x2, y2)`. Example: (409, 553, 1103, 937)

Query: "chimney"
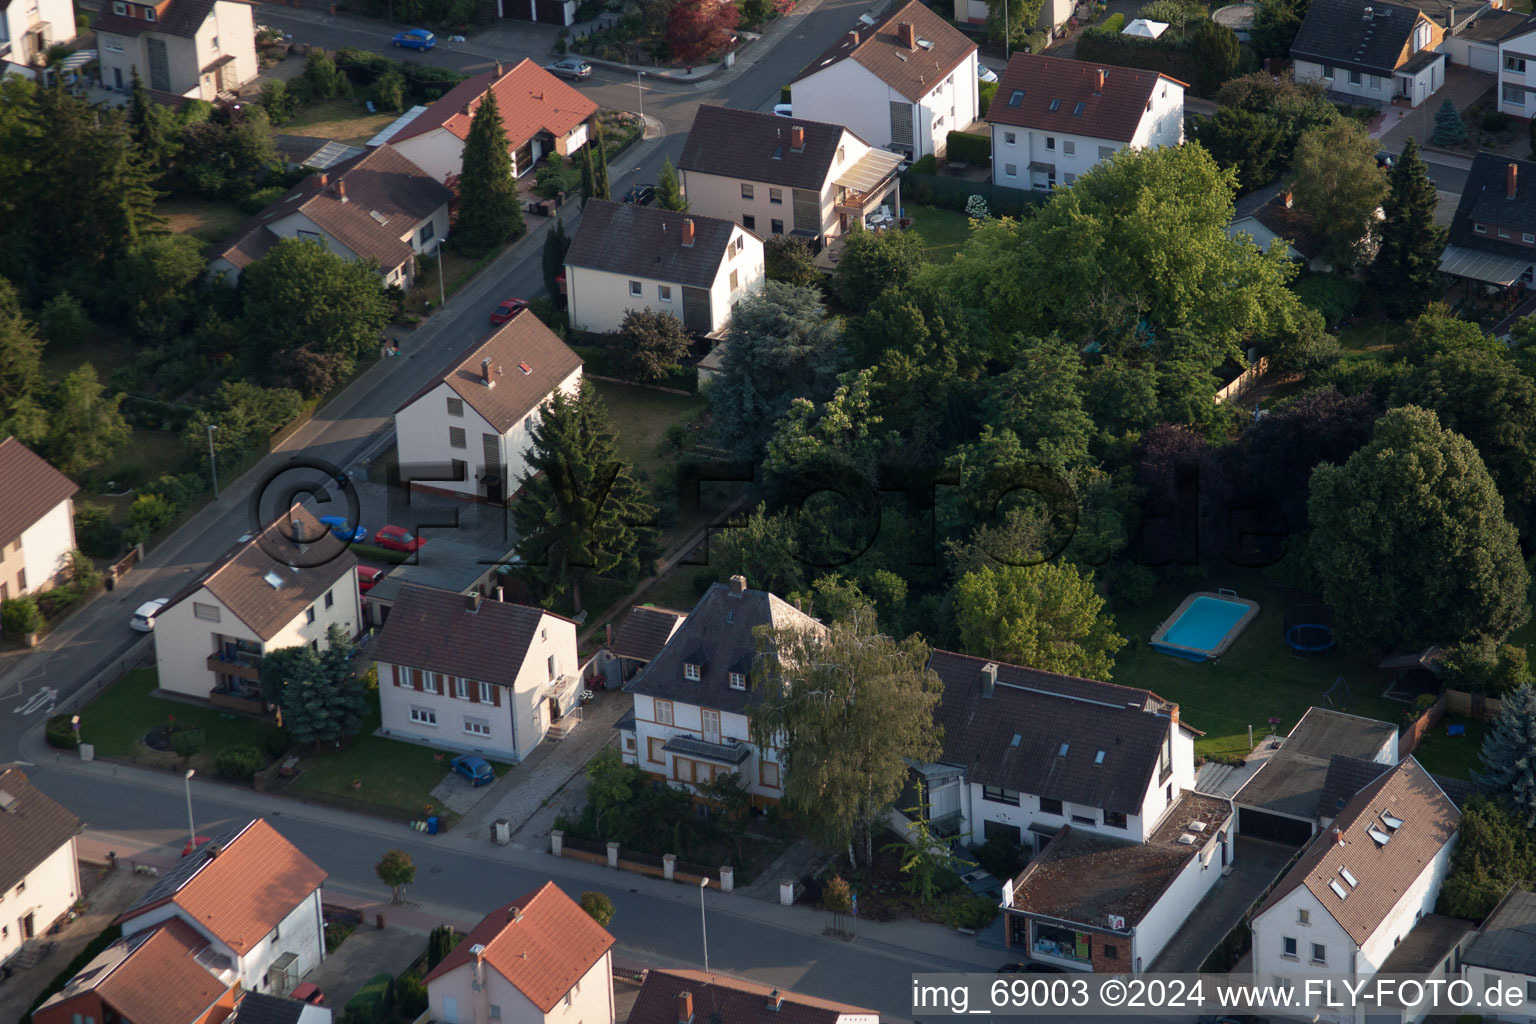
(205, 843, 221, 859)
(1095, 68, 1105, 94)
(1170, 704, 1180, 726)
(481, 356, 495, 387)
(980, 662, 998, 699)
(1282, 189, 1293, 209)
(729, 574, 747, 594)
(495, 60, 503, 76)
(291, 517, 306, 547)
(898, 20, 916, 49)
(846, 28, 860, 45)
(767, 990, 784, 1012)
(790, 125, 805, 150)
(606, 623, 614, 647)
(677, 992, 694, 1024)
(507, 904, 522, 922)
(681, 217, 696, 247)
(467, 591, 482, 613)
(319, 172, 329, 187)
(1509, 162, 1519, 199)
(1334, 828, 1346, 846)
(337, 179, 347, 202)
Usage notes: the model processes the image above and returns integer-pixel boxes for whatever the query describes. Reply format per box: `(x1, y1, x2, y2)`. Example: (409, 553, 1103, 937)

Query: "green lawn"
(1410, 715, 1484, 781)
(905, 204, 972, 262)
(155, 197, 249, 244)
(82, 667, 282, 774)
(282, 99, 401, 147)
(116, 427, 189, 489)
(1337, 320, 1406, 356)
(639, 562, 705, 613)
(591, 378, 707, 480)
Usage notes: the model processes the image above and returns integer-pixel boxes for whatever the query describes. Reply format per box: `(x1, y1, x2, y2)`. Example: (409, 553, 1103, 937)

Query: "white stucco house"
(790, 0, 978, 161)
(151, 506, 362, 707)
(952, 0, 1074, 39)
(1442, 8, 1533, 77)
(565, 201, 765, 336)
(393, 310, 583, 504)
(1497, 21, 1536, 115)
(1291, 0, 1446, 107)
(424, 881, 614, 1024)
(93, 0, 256, 99)
(1461, 888, 1536, 1022)
(986, 53, 1184, 191)
(1, 0, 76, 78)
(0, 436, 78, 602)
(369, 585, 582, 761)
(0, 768, 82, 968)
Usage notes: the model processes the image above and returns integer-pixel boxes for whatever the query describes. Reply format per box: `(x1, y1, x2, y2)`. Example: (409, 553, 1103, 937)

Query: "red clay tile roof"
(628, 969, 878, 1024)
(424, 882, 614, 1012)
(391, 58, 596, 150)
(98, 918, 236, 1024)
(985, 52, 1176, 143)
(0, 767, 82, 892)
(794, 0, 976, 103)
(118, 819, 327, 955)
(609, 605, 688, 663)
(0, 437, 78, 548)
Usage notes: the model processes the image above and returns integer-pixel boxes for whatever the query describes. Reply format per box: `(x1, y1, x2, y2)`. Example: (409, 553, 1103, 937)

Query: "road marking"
(13, 687, 58, 716)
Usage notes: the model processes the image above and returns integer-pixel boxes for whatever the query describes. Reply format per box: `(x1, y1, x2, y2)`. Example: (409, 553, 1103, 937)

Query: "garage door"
(1469, 41, 1498, 73)
(1237, 806, 1314, 845)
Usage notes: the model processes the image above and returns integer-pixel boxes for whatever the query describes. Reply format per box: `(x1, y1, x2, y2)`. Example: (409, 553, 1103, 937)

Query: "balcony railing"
(207, 651, 262, 681)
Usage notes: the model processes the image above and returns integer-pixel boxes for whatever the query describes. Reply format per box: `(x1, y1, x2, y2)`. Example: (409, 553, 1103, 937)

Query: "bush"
(345, 972, 394, 1024)
(1483, 110, 1511, 134)
(945, 130, 992, 164)
(579, 890, 615, 926)
(939, 894, 999, 930)
(259, 79, 299, 124)
(124, 493, 178, 547)
(971, 836, 1027, 880)
(171, 729, 204, 761)
(45, 713, 79, 750)
(74, 503, 122, 559)
(216, 745, 265, 782)
(240, 184, 287, 214)
(258, 725, 291, 758)
(395, 973, 428, 1017)
(1088, 11, 1125, 32)
(2, 597, 43, 636)
(41, 292, 90, 346)
(910, 154, 938, 174)
(1292, 273, 1362, 326)
(978, 80, 998, 118)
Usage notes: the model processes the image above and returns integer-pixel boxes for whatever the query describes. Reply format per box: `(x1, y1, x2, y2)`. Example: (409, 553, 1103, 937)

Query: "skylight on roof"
(1011, 733, 1022, 747)
(1339, 867, 1358, 888)
(1329, 879, 1348, 900)
(1381, 811, 1403, 830)
(772, 147, 782, 160)
(1048, 98, 1062, 111)
(1094, 750, 1106, 764)
(1009, 89, 1024, 106)
(1058, 742, 1069, 757)
(1073, 101, 1086, 116)
(263, 570, 286, 589)
(1367, 827, 1391, 846)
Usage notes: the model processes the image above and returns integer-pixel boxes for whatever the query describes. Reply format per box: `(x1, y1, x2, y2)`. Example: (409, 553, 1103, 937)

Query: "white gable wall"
(0, 837, 79, 964)
(153, 587, 260, 699)
(18, 498, 75, 594)
(631, 692, 783, 803)
(393, 127, 468, 184)
(792, 53, 979, 160)
(1134, 829, 1230, 971)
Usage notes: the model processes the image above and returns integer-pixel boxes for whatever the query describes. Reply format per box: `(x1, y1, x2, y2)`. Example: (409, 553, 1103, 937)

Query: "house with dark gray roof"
(0, 768, 82, 970)
(1441, 153, 1536, 287)
(1291, 0, 1446, 107)
(93, 0, 256, 101)
(564, 201, 765, 336)
(1462, 888, 1536, 1002)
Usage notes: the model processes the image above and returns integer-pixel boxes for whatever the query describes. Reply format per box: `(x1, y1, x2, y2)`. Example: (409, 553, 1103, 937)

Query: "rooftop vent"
(917, 36, 934, 48)
(1363, 5, 1373, 16)
(369, 209, 388, 225)
(980, 661, 998, 698)
(1329, 879, 1349, 899)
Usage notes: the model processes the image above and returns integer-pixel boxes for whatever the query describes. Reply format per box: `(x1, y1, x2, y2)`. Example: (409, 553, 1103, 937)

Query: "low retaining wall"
(550, 831, 733, 891)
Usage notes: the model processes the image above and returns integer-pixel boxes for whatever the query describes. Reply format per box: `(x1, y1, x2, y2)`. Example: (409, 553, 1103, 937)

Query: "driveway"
(1145, 836, 1297, 971)
(1374, 64, 1496, 148)
(302, 925, 428, 1008)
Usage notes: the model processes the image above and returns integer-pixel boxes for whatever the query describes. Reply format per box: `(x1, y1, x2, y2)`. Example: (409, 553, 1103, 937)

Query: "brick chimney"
(677, 992, 694, 1024)
(336, 179, 347, 202)
(980, 662, 998, 698)
(767, 990, 784, 1012)
(1282, 189, 1293, 209)
(1095, 68, 1105, 94)
(495, 60, 503, 76)
(507, 904, 521, 921)
(846, 28, 859, 45)
(898, 21, 916, 49)
(729, 574, 747, 594)
(319, 172, 329, 187)
(1509, 162, 1519, 199)
(790, 125, 805, 150)
(480, 356, 495, 387)
(681, 217, 695, 247)
(467, 591, 482, 613)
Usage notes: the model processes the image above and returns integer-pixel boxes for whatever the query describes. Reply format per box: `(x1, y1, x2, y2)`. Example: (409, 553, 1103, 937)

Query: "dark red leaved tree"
(666, 0, 741, 63)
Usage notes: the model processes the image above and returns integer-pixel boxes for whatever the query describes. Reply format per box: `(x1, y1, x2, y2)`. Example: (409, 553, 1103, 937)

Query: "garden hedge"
(344, 972, 395, 1024)
(945, 131, 992, 165)
(46, 713, 79, 750)
(1073, 32, 1201, 94)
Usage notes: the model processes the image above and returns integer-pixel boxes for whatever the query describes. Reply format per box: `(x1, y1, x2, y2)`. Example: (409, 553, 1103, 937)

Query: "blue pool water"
(1160, 596, 1250, 653)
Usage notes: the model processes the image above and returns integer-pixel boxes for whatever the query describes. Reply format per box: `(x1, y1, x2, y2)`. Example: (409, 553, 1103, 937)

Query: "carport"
(1235, 805, 1314, 846)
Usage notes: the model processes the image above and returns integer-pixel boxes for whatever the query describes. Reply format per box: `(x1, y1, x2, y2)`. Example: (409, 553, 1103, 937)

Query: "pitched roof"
(232, 992, 325, 1024)
(1377, 913, 1473, 973)
(926, 649, 1182, 816)
(162, 505, 357, 642)
(1447, 152, 1536, 258)
(0, 437, 79, 548)
(794, 0, 977, 103)
(1249, 192, 1329, 261)
(679, 105, 854, 192)
(0, 767, 82, 893)
(93, 0, 222, 38)
(984, 53, 1174, 143)
(609, 605, 688, 663)
(1291, 0, 1424, 73)
(211, 145, 451, 272)
(38, 917, 237, 1024)
(1319, 754, 1393, 819)
(395, 310, 583, 431)
(423, 882, 614, 1011)
(369, 584, 568, 686)
(1254, 758, 1459, 946)
(118, 819, 328, 955)
(1453, 7, 1536, 41)
(1462, 887, 1536, 975)
(627, 969, 878, 1024)
(566, 201, 751, 290)
(1234, 707, 1398, 820)
(627, 579, 824, 714)
(390, 58, 596, 148)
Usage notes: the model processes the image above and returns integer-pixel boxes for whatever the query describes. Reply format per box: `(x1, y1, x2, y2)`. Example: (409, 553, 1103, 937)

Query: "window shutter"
(413, 668, 423, 691)
(491, 685, 502, 707)
(468, 679, 479, 703)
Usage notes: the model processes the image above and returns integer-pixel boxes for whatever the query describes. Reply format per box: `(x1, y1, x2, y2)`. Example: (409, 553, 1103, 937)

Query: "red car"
(291, 983, 325, 1005)
(357, 565, 384, 593)
(375, 525, 426, 553)
(489, 298, 528, 324)
(181, 835, 212, 857)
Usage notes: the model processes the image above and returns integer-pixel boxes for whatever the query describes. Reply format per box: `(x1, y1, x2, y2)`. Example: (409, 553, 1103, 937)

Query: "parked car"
(624, 183, 656, 206)
(545, 58, 592, 80)
(319, 515, 366, 543)
(130, 598, 170, 632)
(1376, 151, 1395, 169)
(773, 103, 793, 117)
(291, 984, 325, 1006)
(392, 28, 435, 49)
(489, 297, 528, 324)
(375, 525, 427, 553)
(978, 64, 999, 83)
(451, 754, 495, 786)
(357, 566, 384, 593)
(996, 963, 1066, 973)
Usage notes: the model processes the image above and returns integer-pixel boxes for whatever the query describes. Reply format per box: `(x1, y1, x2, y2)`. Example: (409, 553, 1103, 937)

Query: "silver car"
(545, 58, 592, 80)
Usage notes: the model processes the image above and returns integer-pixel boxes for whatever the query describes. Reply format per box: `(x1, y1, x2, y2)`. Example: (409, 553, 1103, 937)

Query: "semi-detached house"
(1, 0, 77, 78)
(93, 0, 256, 100)
(0, 768, 82, 969)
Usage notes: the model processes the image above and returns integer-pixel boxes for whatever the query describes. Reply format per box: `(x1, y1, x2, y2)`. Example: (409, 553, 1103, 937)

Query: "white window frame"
(658, 285, 672, 302)
(479, 681, 494, 703)
(628, 280, 642, 297)
(1003, 131, 1016, 145)
(423, 671, 439, 694)
(684, 663, 701, 681)
(464, 716, 491, 736)
(453, 677, 468, 700)
(410, 706, 437, 726)
(655, 700, 674, 726)
(729, 671, 745, 690)
(1004, 163, 1017, 177)
(1508, 55, 1528, 73)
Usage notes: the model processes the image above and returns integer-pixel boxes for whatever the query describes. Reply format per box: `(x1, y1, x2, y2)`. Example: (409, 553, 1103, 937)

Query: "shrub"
(372, 68, 406, 112)
(939, 894, 999, 930)
(910, 154, 938, 174)
(426, 924, 461, 969)
(345, 973, 394, 1024)
(1089, 11, 1125, 32)
(258, 725, 291, 758)
(395, 973, 428, 1017)
(1292, 273, 1362, 326)
(240, 185, 287, 214)
(2, 597, 43, 636)
(978, 80, 998, 118)
(46, 713, 79, 750)
(945, 130, 992, 164)
(171, 729, 204, 761)
(971, 836, 1027, 880)
(259, 79, 299, 124)
(579, 890, 615, 926)
(216, 745, 265, 782)
(1483, 110, 1511, 134)
(41, 292, 90, 346)
(124, 493, 178, 547)
(74, 503, 122, 559)
(780, 84, 791, 103)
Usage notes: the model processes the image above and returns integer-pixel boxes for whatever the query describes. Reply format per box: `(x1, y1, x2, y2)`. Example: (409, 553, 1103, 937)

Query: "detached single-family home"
(93, 0, 256, 99)
(1441, 154, 1536, 288)
(678, 106, 905, 246)
(952, 0, 1074, 42)
(1, 0, 76, 78)
(623, 576, 824, 808)
(1497, 19, 1536, 115)
(389, 58, 596, 182)
(209, 144, 452, 289)
(1229, 185, 1334, 271)
(790, 0, 979, 161)
(1291, 0, 1446, 107)
(565, 201, 765, 336)
(115, 819, 328, 998)
(0, 768, 82, 968)
(986, 53, 1185, 191)
(1250, 758, 1460, 1004)
(1461, 888, 1536, 1020)
(151, 506, 361, 707)
(370, 584, 582, 761)
(0, 436, 79, 601)
(424, 883, 614, 1024)
(628, 970, 880, 1024)
(393, 310, 583, 503)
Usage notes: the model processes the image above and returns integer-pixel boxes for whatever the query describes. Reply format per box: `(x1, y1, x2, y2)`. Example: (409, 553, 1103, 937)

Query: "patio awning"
(1122, 17, 1167, 36)
(1439, 243, 1532, 285)
(58, 48, 96, 71)
(834, 147, 904, 193)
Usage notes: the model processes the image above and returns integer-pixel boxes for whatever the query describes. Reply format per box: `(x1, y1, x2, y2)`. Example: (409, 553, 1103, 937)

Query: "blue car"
(392, 28, 435, 49)
(318, 515, 367, 543)
(451, 755, 494, 786)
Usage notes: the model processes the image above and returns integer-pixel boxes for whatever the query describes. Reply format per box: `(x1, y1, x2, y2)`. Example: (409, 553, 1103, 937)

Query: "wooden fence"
(1445, 688, 1504, 721)
(1214, 356, 1270, 405)
(1397, 693, 1447, 757)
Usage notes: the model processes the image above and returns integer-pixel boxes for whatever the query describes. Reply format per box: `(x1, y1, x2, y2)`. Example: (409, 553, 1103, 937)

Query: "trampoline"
(1286, 604, 1335, 654)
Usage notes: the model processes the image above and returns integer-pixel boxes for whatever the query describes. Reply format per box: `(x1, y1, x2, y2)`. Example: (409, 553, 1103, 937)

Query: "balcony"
(207, 650, 262, 681)
(833, 148, 904, 213)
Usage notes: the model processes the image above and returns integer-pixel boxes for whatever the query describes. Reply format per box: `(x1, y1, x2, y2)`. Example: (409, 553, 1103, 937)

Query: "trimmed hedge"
(1085, 11, 1125, 34)
(46, 713, 79, 750)
(978, 80, 998, 118)
(23, 925, 122, 1024)
(1, 596, 43, 635)
(1074, 31, 1201, 94)
(945, 130, 992, 165)
(345, 972, 395, 1024)
(216, 745, 265, 782)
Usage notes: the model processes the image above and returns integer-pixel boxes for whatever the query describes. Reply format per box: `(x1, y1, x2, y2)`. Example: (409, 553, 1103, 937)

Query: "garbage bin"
(493, 820, 510, 845)
(427, 815, 439, 835)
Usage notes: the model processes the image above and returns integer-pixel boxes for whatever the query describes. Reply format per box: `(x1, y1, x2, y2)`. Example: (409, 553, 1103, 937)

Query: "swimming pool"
(1150, 591, 1260, 661)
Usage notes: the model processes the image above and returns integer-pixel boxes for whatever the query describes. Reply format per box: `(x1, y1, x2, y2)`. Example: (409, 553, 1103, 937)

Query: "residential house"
(93, 0, 256, 99)
(1443, 8, 1534, 74)
(361, 537, 512, 628)
(393, 310, 583, 503)
(0, 768, 82, 967)
(116, 819, 328, 997)
(565, 201, 765, 336)
(423, 882, 615, 1024)
(606, 604, 688, 686)
(369, 585, 582, 761)
(389, 58, 596, 182)
(1461, 888, 1536, 1022)
(624, 576, 824, 807)
(952, 0, 1074, 43)
(1440, 154, 1536, 287)
(789, 1, 979, 161)
(1249, 758, 1460, 1009)
(1232, 707, 1398, 846)
(1320, 754, 1477, 826)
(0, 436, 79, 601)
(209, 145, 452, 288)
(627, 969, 879, 1024)
(1291, 0, 1446, 107)
(1, 0, 76, 78)
(1229, 185, 1334, 271)
(229, 993, 333, 1024)
(985, 53, 1184, 192)
(678, 106, 905, 246)
(1497, 20, 1536, 114)
(151, 506, 361, 706)
(1375, 914, 1475, 1023)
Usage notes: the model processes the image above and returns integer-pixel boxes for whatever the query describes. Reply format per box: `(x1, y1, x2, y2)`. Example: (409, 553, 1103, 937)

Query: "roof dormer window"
(684, 662, 701, 681)
(729, 671, 745, 690)
(145, 7, 156, 20)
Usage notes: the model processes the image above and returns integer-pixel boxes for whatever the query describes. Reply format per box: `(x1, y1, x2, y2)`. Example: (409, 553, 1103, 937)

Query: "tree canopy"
(953, 562, 1126, 680)
(1291, 119, 1388, 269)
(454, 88, 524, 257)
(1474, 683, 1536, 827)
(1371, 137, 1446, 317)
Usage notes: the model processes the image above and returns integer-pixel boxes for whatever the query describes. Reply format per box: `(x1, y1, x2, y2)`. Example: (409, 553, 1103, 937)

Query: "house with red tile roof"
(390, 59, 596, 182)
(424, 882, 615, 1024)
(115, 819, 329, 998)
(985, 53, 1184, 192)
(0, 436, 79, 601)
(626, 970, 878, 1024)
(0, 768, 83, 970)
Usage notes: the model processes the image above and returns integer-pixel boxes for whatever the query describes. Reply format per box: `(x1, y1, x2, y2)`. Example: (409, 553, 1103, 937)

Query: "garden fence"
(1213, 357, 1270, 404)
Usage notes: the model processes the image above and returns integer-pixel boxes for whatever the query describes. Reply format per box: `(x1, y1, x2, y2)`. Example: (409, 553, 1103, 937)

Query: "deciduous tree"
(696, 504, 805, 596)
(764, 234, 820, 286)
(613, 308, 691, 382)
(1291, 119, 1388, 269)
(985, 0, 1044, 48)
(579, 891, 616, 926)
(45, 364, 129, 478)
(666, 0, 741, 63)
(834, 228, 926, 313)
(0, 277, 43, 429)
(1436, 795, 1536, 920)
(375, 849, 416, 905)
(953, 562, 1126, 679)
(455, 89, 524, 257)
(1474, 682, 1536, 826)
(1371, 137, 1445, 316)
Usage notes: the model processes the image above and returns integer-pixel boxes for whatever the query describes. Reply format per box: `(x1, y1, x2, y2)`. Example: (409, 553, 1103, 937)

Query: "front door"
(21, 912, 34, 940)
(113, 66, 124, 90)
(702, 708, 721, 744)
(442, 996, 458, 1024)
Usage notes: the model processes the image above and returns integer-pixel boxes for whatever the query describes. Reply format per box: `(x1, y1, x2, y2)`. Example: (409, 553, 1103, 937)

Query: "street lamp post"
(698, 876, 710, 972)
(205, 423, 219, 500)
(183, 768, 197, 853)
(436, 242, 446, 308)
(636, 71, 645, 131)
(1004, 0, 1010, 60)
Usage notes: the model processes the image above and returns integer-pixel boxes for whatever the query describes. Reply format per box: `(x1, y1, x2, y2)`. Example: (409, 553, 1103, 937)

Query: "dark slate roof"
(230, 992, 309, 1024)
(985, 53, 1174, 143)
(609, 605, 688, 663)
(1291, 0, 1423, 74)
(0, 436, 78, 548)
(1251, 193, 1328, 261)
(1237, 709, 1397, 820)
(679, 106, 853, 192)
(793, 0, 978, 103)
(0, 767, 83, 893)
(1319, 754, 1392, 820)
(566, 201, 752, 290)
(1448, 152, 1536, 258)
(1431, 773, 1477, 809)
(927, 649, 1182, 816)
(1463, 888, 1536, 975)
(93, 0, 222, 38)
(627, 579, 823, 714)
(1377, 914, 1473, 973)
(369, 584, 569, 687)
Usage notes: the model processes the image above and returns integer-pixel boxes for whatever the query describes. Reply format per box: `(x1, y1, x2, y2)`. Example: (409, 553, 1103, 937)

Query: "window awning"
(1439, 244, 1532, 285)
(1028, 161, 1056, 173)
(833, 147, 904, 193)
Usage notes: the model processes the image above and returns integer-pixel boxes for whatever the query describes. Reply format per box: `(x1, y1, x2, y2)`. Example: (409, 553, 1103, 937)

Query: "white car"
(130, 598, 169, 632)
(773, 103, 793, 117)
(978, 64, 999, 84)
